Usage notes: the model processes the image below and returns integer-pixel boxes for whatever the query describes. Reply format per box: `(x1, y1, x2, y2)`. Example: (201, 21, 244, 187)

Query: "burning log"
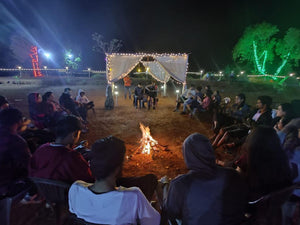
(138, 123, 168, 155)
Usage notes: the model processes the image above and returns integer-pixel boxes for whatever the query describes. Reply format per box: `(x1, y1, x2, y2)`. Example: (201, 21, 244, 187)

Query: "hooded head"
(77, 89, 85, 97)
(182, 133, 216, 172)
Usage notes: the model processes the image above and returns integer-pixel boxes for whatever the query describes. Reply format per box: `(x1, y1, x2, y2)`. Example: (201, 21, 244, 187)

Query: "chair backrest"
(248, 183, 300, 225)
(29, 177, 70, 204)
(68, 213, 104, 225)
(0, 187, 30, 225)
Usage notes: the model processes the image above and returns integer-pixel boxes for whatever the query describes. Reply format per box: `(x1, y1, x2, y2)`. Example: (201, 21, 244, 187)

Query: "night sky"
(0, 0, 300, 71)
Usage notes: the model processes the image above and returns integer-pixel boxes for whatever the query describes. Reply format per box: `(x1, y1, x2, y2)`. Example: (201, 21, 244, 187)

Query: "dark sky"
(0, 0, 300, 71)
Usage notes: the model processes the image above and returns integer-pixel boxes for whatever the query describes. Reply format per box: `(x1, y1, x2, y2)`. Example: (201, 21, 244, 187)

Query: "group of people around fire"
(0, 76, 300, 225)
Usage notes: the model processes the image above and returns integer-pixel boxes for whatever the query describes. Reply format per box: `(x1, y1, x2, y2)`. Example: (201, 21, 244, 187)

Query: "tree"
(64, 49, 81, 70)
(275, 28, 300, 75)
(233, 22, 279, 75)
(233, 23, 300, 76)
(92, 33, 123, 54)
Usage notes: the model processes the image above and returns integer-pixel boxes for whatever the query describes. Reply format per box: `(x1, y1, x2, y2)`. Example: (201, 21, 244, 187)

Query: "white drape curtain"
(106, 54, 188, 84)
(155, 55, 188, 83)
(141, 61, 170, 83)
(107, 55, 143, 83)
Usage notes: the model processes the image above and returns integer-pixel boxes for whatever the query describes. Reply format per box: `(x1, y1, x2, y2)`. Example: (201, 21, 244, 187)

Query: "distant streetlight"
(17, 66, 22, 77)
(289, 73, 295, 77)
(114, 91, 119, 106)
(68, 54, 73, 59)
(88, 68, 91, 78)
(240, 71, 244, 75)
(44, 66, 48, 77)
(176, 89, 179, 100)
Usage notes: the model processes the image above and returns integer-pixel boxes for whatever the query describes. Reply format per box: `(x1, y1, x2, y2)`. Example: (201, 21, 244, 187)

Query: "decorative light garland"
(106, 53, 188, 84)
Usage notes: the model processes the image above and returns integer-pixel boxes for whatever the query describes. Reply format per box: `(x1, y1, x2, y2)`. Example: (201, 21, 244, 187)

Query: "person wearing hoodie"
(164, 133, 248, 225)
(75, 89, 95, 113)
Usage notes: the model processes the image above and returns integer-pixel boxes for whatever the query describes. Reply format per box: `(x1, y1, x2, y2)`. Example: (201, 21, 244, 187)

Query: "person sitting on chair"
(134, 83, 145, 109)
(68, 135, 161, 225)
(0, 108, 31, 198)
(29, 115, 94, 184)
(145, 82, 158, 110)
(174, 84, 196, 112)
(164, 133, 248, 225)
(75, 89, 95, 112)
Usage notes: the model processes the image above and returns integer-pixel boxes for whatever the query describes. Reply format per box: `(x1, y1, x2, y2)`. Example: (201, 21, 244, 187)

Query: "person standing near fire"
(123, 75, 132, 100)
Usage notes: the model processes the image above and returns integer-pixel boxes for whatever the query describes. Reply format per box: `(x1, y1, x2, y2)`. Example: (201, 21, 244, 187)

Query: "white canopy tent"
(105, 53, 189, 96)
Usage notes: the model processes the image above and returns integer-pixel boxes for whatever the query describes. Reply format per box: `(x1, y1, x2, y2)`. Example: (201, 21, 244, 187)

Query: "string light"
(106, 53, 188, 84)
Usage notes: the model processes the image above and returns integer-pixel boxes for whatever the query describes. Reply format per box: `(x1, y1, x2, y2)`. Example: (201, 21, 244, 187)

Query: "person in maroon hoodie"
(29, 115, 93, 183)
(0, 108, 31, 197)
(29, 115, 158, 200)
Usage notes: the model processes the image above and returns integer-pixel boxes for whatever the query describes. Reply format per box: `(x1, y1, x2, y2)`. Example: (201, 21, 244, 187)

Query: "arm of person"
(136, 188, 161, 225)
(66, 151, 94, 183)
(164, 180, 183, 221)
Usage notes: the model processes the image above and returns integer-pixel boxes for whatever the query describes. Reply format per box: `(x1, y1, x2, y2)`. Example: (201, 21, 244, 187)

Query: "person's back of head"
(90, 136, 126, 180)
(64, 88, 71, 95)
(54, 115, 82, 139)
(280, 103, 295, 119)
(0, 108, 23, 128)
(196, 86, 202, 92)
(245, 126, 292, 195)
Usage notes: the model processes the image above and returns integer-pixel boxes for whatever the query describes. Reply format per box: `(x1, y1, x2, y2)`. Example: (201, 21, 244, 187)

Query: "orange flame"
(139, 123, 158, 154)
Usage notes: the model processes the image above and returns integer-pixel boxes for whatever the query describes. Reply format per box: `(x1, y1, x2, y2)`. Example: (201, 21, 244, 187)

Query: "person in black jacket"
(59, 88, 81, 117)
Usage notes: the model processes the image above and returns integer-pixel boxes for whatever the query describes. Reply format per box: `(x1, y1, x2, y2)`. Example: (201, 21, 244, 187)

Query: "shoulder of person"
(72, 180, 92, 188)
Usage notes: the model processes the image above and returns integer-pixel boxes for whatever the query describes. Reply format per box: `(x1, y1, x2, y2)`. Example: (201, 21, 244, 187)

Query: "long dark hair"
(246, 126, 292, 196)
(42, 91, 53, 102)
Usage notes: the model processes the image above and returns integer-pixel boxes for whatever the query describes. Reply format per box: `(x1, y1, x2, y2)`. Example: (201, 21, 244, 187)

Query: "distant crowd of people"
(0, 78, 300, 225)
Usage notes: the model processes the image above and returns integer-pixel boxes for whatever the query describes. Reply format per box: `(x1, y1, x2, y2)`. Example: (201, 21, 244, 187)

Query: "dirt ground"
(0, 76, 299, 180)
(1, 76, 299, 225)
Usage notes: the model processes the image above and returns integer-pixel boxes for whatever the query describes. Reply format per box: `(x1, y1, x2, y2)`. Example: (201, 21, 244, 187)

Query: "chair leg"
(54, 203, 64, 225)
(0, 198, 12, 225)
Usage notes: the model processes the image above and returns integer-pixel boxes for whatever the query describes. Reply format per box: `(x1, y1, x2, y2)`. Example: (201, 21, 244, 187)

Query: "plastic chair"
(67, 213, 104, 225)
(29, 177, 70, 225)
(247, 183, 300, 225)
(0, 187, 30, 225)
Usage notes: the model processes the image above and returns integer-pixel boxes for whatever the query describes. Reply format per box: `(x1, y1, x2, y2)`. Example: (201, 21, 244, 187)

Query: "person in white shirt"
(68, 135, 160, 225)
(75, 89, 95, 110)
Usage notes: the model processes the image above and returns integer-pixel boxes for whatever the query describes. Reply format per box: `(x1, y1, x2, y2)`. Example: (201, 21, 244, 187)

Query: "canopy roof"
(106, 53, 189, 84)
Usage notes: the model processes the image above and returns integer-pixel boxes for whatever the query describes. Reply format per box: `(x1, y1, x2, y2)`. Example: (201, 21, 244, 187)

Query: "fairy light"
(106, 52, 188, 84)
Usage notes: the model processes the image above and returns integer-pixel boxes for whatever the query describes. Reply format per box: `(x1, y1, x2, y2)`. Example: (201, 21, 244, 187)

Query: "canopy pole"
(111, 82, 115, 94)
(163, 82, 167, 97)
(182, 82, 187, 93)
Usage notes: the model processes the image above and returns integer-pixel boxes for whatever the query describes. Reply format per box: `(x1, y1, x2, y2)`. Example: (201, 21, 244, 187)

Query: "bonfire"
(139, 123, 167, 154)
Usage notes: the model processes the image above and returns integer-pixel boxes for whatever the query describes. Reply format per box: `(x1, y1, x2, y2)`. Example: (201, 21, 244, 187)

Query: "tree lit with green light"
(233, 22, 300, 78)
